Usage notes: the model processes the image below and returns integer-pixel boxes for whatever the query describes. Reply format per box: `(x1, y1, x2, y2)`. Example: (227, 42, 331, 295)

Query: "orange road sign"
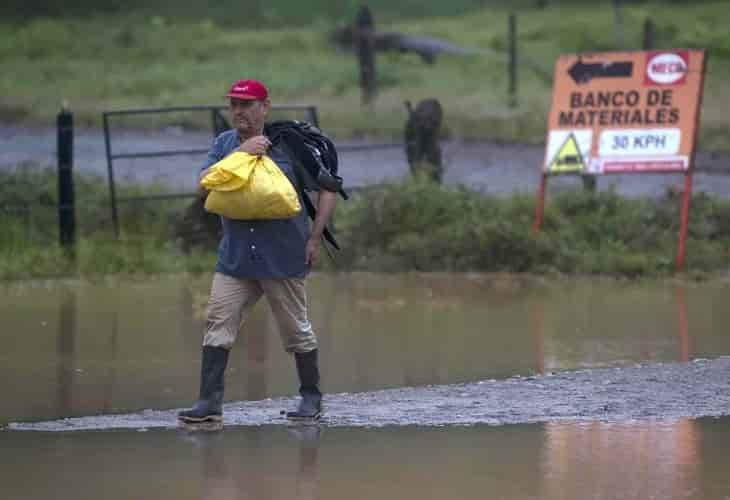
(544, 50, 706, 174)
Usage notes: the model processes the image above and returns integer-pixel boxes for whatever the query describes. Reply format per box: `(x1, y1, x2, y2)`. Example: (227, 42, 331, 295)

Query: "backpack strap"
(277, 140, 341, 252)
(267, 121, 349, 200)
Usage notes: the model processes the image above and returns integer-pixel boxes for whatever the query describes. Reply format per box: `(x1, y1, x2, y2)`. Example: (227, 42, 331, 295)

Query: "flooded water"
(2, 273, 729, 425)
(2, 419, 730, 499)
(2, 273, 730, 499)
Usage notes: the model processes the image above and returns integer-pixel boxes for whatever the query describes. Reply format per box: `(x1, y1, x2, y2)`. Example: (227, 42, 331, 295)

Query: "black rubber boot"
(178, 346, 229, 423)
(287, 349, 322, 420)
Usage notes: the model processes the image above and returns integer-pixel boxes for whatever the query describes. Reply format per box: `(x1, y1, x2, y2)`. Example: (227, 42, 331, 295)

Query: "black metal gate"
(102, 104, 319, 236)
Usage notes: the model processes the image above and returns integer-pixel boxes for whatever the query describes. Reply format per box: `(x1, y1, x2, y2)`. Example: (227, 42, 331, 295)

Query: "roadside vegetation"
(1, 0, 729, 149)
(335, 176, 730, 277)
(1, 164, 728, 281)
(0, 163, 216, 280)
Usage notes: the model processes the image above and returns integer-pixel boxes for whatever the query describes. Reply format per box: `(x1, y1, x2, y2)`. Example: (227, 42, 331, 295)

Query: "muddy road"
(7, 357, 730, 431)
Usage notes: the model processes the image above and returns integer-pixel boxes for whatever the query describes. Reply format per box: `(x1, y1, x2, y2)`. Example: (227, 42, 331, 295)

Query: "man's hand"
(305, 237, 321, 268)
(238, 135, 271, 156)
(306, 191, 337, 268)
(197, 167, 212, 198)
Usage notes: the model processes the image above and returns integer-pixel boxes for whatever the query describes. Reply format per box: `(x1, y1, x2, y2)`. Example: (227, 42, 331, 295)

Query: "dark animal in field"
(404, 99, 443, 183)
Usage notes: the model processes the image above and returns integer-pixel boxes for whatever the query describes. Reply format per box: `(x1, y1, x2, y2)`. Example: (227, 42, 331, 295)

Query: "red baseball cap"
(226, 79, 269, 100)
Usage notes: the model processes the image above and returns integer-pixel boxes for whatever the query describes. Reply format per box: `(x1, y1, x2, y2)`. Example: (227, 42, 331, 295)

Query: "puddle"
(2, 273, 730, 499)
(2, 419, 729, 500)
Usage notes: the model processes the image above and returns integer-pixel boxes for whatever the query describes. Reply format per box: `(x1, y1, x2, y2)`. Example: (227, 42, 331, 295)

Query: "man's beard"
(236, 118, 262, 138)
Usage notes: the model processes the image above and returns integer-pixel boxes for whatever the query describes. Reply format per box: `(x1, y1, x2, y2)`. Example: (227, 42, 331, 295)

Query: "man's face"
(230, 98, 270, 136)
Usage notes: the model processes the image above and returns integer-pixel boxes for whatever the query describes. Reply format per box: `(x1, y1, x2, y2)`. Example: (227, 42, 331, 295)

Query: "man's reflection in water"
(245, 316, 270, 401)
(187, 425, 321, 500)
(199, 431, 239, 500)
(290, 426, 321, 500)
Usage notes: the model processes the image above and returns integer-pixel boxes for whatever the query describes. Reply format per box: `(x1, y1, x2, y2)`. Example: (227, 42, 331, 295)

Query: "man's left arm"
(305, 190, 338, 266)
(197, 135, 225, 198)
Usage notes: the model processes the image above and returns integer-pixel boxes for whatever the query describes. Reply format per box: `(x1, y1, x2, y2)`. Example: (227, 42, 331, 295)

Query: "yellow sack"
(200, 152, 301, 220)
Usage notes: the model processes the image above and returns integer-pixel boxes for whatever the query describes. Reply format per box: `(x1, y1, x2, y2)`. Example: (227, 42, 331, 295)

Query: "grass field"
(1, 1, 729, 148)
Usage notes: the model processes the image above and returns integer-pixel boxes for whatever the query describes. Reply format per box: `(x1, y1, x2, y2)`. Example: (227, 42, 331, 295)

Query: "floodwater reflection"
(543, 420, 700, 499)
(1, 418, 728, 500)
(1, 274, 729, 425)
(183, 426, 321, 500)
(56, 287, 76, 417)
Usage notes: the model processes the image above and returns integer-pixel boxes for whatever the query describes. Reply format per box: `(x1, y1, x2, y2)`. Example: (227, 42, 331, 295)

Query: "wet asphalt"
(2, 126, 730, 198)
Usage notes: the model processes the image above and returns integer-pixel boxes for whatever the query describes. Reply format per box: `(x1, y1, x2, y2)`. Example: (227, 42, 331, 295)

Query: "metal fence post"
(103, 112, 120, 237)
(57, 107, 76, 253)
(211, 108, 230, 136)
(309, 106, 320, 128)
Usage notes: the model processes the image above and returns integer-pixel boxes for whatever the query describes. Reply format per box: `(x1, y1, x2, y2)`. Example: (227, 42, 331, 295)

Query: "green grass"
(2, 165, 729, 281)
(1, 1, 729, 149)
(0, 163, 216, 280)
(334, 177, 730, 277)
(0, 0, 517, 25)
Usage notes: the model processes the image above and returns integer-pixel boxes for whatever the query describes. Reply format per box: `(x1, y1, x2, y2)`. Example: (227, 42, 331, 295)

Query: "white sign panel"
(599, 128, 681, 157)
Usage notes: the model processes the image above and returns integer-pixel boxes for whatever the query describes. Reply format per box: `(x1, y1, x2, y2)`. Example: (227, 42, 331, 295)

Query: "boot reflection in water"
(291, 426, 321, 500)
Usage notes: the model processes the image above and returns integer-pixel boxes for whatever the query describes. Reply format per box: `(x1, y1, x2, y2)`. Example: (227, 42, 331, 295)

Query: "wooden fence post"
(508, 13, 518, 108)
(355, 5, 376, 105)
(613, 0, 625, 49)
(642, 17, 655, 50)
(582, 175, 597, 193)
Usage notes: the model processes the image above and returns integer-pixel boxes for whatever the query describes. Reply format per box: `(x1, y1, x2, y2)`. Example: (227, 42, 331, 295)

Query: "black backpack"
(265, 120, 348, 251)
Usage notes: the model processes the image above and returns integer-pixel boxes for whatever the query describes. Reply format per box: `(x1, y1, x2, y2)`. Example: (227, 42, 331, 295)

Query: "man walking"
(178, 79, 338, 423)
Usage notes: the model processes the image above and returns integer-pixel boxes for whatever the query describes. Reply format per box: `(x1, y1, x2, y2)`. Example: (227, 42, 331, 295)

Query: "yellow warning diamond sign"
(546, 133, 585, 173)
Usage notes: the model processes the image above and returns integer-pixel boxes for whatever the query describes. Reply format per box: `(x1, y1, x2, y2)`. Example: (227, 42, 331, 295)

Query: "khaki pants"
(203, 272, 318, 353)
